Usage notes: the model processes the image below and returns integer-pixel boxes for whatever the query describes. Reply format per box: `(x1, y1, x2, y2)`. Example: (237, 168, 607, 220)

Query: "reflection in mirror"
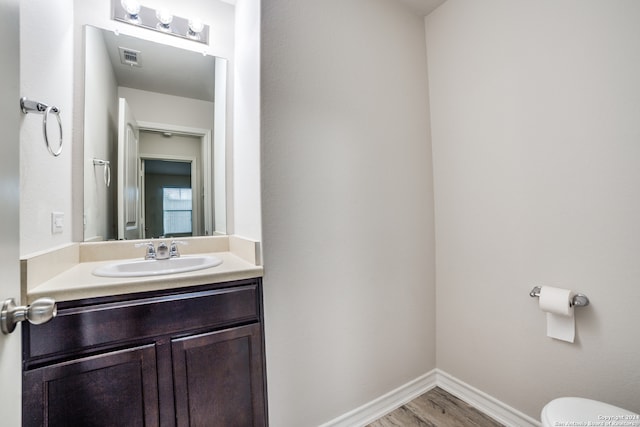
(83, 25, 227, 241)
(143, 159, 193, 239)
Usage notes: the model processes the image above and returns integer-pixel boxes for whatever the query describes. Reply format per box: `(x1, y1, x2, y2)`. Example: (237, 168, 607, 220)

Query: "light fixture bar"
(112, 0, 210, 45)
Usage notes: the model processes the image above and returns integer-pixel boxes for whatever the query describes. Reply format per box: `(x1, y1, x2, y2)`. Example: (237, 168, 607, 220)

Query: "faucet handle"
(135, 242, 156, 260)
(169, 240, 188, 258)
(156, 242, 170, 260)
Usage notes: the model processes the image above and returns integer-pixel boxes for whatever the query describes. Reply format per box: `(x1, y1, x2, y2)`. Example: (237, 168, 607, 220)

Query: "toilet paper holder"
(529, 286, 590, 307)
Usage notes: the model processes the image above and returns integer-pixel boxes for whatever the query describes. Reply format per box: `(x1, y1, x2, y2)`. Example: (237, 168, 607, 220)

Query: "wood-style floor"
(367, 387, 504, 427)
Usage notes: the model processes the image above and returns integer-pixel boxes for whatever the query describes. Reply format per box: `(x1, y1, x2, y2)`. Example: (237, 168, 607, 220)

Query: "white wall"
(139, 133, 202, 163)
(261, 0, 436, 425)
(20, 0, 75, 256)
(118, 87, 215, 129)
(426, 0, 640, 418)
(83, 26, 118, 242)
(232, 0, 262, 242)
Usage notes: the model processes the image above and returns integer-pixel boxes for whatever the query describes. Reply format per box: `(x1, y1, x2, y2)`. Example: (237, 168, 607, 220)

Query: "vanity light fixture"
(112, 0, 210, 45)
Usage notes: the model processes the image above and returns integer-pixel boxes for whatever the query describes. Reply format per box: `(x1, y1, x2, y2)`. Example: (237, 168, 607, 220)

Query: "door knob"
(1, 297, 57, 334)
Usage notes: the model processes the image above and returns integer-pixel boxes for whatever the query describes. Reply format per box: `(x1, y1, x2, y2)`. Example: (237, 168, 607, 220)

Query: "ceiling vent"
(119, 47, 142, 67)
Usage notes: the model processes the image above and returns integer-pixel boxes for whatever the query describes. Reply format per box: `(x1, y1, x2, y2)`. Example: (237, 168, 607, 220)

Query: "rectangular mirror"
(82, 25, 227, 241)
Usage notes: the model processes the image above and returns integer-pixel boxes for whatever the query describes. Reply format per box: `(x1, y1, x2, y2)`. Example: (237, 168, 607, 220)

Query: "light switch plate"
(51, 212, 64, 234)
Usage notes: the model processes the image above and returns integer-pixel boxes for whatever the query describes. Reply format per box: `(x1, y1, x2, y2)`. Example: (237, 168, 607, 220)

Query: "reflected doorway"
(139, 129, 205, 239)
(143, 159, 196, 238)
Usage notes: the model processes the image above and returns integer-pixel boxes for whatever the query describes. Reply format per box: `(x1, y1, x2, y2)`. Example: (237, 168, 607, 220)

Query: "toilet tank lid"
(542, 397, 638, 425)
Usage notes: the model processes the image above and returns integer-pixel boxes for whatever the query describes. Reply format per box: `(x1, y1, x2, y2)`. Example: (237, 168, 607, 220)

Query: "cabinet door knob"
(1, 297, 57, 334)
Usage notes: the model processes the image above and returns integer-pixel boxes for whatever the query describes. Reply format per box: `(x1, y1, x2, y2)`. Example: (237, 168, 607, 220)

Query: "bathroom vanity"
(20, 236, 266, 427)
(16, 0, 264, 423)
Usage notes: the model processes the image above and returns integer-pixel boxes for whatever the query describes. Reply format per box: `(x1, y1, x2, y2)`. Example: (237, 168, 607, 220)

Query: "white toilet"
(542, 397, 639, 427)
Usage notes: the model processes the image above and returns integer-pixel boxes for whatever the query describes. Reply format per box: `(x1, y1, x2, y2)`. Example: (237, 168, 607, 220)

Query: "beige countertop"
(23, 236, 263, 304)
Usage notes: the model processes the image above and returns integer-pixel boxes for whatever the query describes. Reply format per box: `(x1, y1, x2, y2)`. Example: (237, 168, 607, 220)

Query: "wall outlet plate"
(51, 212, 64, 234)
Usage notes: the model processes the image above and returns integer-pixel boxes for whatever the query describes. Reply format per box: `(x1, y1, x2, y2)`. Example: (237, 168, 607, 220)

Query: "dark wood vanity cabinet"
(23, 344, 160, 426)
(22, 278, 267, 427)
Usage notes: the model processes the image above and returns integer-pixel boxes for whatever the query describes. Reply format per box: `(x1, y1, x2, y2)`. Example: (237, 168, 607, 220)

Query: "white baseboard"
(317, 370, 438, 427)
(435, 370, 541, 427)
(319, 369, 541, 427)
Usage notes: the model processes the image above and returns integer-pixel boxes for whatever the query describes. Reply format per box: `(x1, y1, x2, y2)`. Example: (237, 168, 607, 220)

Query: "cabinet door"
(172, 324, 266, 427)
(23, 345, 159, 427)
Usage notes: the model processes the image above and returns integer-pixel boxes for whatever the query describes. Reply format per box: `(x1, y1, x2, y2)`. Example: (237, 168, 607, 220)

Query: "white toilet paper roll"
(539, 286, 575, 343)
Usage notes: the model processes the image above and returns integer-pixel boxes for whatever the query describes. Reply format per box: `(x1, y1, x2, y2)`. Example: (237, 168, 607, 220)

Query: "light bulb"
(187, 18, 204, 40)
(156, 8, 173, 31)
(188, 19, 204, 34)
(121, 0, 141, 14)
(121, 0, 141, 24)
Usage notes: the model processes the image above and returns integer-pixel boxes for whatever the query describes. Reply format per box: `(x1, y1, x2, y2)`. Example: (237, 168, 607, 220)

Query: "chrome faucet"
(169, 240, 187, 258)
(155, 242, 170, 260)
(136, 241, 186, 260)
(135, 242, 156, 260)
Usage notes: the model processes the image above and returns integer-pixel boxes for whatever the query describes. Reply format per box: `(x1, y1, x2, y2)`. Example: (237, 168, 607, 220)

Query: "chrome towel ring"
(20, 97, 63, 157)
(93, 159, 112, 187)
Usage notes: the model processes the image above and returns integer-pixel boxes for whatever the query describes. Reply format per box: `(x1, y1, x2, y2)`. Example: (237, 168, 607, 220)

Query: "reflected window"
(163, 187, 192, 234)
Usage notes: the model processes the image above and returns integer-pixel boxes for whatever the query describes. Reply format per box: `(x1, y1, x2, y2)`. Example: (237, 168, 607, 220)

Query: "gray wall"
(427, 0, 640, 418)
(261, 0, 436, 425)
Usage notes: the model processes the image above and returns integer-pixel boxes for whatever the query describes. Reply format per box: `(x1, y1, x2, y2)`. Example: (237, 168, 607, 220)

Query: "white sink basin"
(92, 255, 223, 278)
